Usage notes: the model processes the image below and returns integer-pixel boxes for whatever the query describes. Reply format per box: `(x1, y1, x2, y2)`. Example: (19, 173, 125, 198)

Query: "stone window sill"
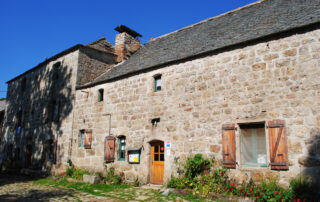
(238, 167, 270, 172)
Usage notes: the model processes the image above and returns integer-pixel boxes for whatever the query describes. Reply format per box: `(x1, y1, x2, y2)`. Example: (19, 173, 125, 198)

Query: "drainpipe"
(67, 97, 76, 166)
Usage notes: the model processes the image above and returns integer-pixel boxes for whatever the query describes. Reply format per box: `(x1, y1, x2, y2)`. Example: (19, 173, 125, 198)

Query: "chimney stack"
(114, 25, 142, 63)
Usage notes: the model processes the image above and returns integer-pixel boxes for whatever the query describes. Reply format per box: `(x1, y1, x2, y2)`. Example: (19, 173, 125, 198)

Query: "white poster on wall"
(129, 152, 139, 163)
(257, 154, 267, 164)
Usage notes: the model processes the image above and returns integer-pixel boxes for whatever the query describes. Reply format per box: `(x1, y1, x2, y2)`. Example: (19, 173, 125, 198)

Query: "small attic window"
(53, 62, 61, 80)
(154, 74, 162, 92)
(21, 78, 26, 92)
(98, 89, 104, 102)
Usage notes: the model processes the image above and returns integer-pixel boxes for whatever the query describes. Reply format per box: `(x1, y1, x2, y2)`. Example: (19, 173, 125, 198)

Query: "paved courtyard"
(0, 174, 187, 202)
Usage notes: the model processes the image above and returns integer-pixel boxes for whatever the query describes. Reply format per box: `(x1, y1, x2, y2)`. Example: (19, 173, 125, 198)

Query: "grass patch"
(34, 177, 208, 201)
(34, 177, 130, 198)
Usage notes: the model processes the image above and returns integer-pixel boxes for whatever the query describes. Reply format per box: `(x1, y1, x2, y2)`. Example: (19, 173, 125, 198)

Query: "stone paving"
(0, 175, 112, 201)
(0, 174, 187, 202)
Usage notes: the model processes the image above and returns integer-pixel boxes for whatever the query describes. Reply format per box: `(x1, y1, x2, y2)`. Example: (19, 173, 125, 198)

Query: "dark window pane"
(160, 146, 164, 152)
(154, 145, 159, 153)
(160, 154, 164, 161)
(154, 154, 159, 161)
(120, 152, 125, 159)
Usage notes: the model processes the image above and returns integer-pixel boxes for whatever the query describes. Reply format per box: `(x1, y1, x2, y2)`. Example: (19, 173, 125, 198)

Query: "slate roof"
(0, 100, 6, 112)
(86, 0, 320, 87)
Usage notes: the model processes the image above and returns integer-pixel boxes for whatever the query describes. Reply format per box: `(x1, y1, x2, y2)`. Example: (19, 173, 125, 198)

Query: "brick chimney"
(114, 25, 142, 63)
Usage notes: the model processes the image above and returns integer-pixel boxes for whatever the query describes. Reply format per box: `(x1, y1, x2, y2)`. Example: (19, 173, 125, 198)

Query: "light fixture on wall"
(151, 118, 160, 127)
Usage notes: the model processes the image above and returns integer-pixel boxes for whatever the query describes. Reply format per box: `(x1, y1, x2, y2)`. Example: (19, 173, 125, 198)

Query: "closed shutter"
(105, 136, 115, 162)
(84, 130, 92, 149)
(53, 139, 57, 164)
(268, 120, 288, 170)
(222, 124, 236, 168)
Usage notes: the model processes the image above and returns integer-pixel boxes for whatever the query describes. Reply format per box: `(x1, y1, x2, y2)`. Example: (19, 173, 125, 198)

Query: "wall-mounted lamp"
(151, 118, 160, 127)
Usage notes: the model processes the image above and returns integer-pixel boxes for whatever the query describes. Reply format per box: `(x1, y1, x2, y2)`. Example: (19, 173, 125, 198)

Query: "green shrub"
(104, 167, 122, 185)
(66, 165, 75, 177)
(95, 172, 104, 179)
(184, 154, 211, 179)
(133, 177, 140, 187)
(167, 176, 188, 189)
(290, 175, 320, 201)
(65, 166, 90, 180)
(226, 179, 295, 201)
(167, 154, 309, 201)
(72, 168, 90, 180)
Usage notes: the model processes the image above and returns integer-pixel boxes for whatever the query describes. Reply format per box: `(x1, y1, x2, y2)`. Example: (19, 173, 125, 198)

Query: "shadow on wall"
(298, 128, 320, 184)
(2, 61, 75, 173)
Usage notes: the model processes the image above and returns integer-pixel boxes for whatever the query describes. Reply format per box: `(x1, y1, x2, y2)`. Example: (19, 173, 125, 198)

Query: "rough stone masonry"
(72, 28, 320, 186)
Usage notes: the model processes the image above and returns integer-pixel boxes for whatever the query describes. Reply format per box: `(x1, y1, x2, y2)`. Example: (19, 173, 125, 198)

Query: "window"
(53, 62, 61, 80)
(118, 136, 126, 161)
(221, 120, 288, 170)
(79, 130, 92, 149)
(98, 89, 104, 102)
(154, 74, 162, 92)
(79, 130, 85, 148)
(240, 123, 267, 167)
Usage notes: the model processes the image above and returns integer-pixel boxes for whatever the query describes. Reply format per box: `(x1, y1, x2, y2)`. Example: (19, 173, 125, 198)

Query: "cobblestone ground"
(0, 174, 113, 201)
(0, 174, 186, 202)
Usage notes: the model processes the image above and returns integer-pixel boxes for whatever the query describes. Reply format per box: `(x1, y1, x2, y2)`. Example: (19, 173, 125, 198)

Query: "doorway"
(150, 141, 164, 184)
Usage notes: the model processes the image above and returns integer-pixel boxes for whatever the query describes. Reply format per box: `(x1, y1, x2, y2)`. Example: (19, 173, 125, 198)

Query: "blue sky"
(0, 0, 257, 98)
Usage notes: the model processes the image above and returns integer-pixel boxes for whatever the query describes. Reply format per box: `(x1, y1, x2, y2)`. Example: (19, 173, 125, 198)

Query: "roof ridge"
(87, 37, 113, 48)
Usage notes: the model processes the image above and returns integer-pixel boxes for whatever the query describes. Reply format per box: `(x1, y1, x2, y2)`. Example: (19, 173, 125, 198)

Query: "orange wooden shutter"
(268, 120, 288, 170)
(222, 124, 236, 168)
(84, 130, 92, 149)
(105, 136, 115, 162)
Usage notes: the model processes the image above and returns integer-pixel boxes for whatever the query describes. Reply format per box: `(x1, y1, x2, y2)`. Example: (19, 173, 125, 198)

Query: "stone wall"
(72, 28, 320, 186)
(77, 47, 115, 86)
(0, 110, 4, 142)
(1, 50, 79, 172)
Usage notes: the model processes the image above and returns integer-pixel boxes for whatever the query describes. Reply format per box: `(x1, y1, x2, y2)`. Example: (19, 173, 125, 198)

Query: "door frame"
(149, 140, 165, 184)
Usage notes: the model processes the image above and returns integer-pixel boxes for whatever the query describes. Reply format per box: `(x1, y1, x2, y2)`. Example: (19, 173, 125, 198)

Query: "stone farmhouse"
(1, 0, 320, 186)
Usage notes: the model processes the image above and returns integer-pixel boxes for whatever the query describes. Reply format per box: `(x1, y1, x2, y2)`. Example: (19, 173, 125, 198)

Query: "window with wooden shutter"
(222, 124, 236, 168)
(105, 136, 115, 162)
(84, 129, 92, 149)
(268, 120, 288, 170)
(240, 123, 268, 168)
